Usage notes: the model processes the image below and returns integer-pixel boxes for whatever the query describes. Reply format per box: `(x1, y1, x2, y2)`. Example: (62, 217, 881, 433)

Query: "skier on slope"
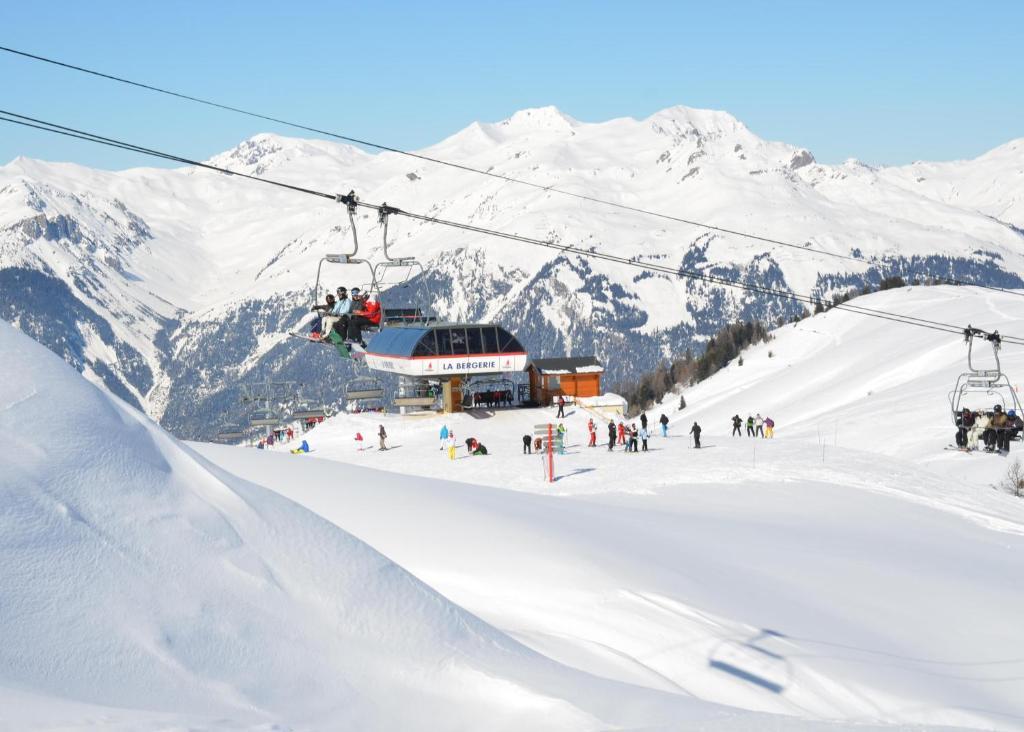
(731, 414, 742, 437)
(755, 413, 764, 438)
(617, 421, 627, 445)
(690, 421, 702, 449)
(607, 420, 617, 451)
(587, 418, 597, 447)
(378, 424, 388, 451)
(440, 424, 449, 451)
(746, 415, 755, 437)
(556, 395, 567, 419)
(523, 434, 532, 454)
(556, 423, 567, 454)
(659, 413, 669, 438)
(764, 416, 775, 438)
(639, 424, 649, 451)
(640, 412, 648, 431)
(628, 424, 639, 453)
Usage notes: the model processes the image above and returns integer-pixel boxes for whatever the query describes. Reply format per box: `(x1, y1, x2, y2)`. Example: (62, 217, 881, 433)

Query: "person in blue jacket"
(320, 287, 352, 341)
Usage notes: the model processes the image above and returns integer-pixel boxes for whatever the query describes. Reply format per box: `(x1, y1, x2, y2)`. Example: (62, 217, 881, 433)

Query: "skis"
(287, 331, 364, 360)
(944, 445, 1010, 455)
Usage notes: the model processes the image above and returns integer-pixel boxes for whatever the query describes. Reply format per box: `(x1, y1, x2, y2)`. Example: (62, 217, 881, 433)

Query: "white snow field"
(0, 321, 762, 731)
(4, 286, 1024, 731)
(193, 286, 1024, 731)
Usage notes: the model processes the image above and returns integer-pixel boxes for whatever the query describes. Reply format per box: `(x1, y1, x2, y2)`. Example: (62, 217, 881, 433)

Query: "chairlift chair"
(345, 374, 388, 403)
(371, 203, 434, 326)
(463, 376, 516, 408)
(216, 423, 247, 442)
(948, 326, 1023, 424)
(393, 378, 438, 408)
(248, 410, 279, 427)
(291, 402, 328, 420)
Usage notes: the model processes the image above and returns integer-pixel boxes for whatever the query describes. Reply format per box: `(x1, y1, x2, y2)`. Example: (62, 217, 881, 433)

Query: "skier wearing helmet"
(320, 287, 352, 341)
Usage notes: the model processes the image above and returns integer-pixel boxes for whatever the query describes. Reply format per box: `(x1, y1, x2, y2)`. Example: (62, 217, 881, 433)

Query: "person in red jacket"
(617, 421, 626, 445)
(347, 290, 382, 347)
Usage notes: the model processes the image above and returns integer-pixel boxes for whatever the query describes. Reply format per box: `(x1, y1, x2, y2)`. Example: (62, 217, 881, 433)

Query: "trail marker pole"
(534, 423, 557, 483)
(548, 423, 554, 483)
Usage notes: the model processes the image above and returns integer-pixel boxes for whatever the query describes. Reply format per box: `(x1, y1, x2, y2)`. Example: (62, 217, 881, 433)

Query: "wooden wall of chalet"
(528, 369, 602, 405)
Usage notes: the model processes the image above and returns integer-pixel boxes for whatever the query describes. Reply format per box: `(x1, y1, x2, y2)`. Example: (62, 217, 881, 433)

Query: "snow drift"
(0, 319, 745, 730)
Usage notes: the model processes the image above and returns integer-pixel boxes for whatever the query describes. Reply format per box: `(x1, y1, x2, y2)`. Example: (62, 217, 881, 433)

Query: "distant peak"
(499, 106, 579, 130)
(646, 105, 747, 134)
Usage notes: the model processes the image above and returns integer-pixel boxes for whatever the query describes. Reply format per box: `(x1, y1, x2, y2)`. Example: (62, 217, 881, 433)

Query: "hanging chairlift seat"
(248, 410, 279, 427)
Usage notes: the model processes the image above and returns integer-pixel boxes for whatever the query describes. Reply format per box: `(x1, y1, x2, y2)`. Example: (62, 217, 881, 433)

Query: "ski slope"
(194, 286, 1024, 731)
(4, 286, 1024, 730)
(0, 320, 755, 731)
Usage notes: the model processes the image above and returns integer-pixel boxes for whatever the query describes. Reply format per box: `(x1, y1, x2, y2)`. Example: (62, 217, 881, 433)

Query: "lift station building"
(363, 323, 529, 412)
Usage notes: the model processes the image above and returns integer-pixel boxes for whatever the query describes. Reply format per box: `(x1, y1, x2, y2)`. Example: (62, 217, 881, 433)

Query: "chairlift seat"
(393, 396, 436, 407)
(291, 408, 327, 420)
(347, 388, 385, 400)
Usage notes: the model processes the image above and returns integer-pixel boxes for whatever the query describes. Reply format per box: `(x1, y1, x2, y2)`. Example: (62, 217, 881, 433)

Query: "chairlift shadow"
(553, 467, 597, 482)
(708, 628, 793, 696)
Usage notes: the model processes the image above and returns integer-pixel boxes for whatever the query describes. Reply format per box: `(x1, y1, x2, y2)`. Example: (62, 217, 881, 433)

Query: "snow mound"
(0, 320, 735, 730)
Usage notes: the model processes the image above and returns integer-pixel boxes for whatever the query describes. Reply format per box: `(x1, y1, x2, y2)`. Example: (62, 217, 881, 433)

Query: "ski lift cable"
(3, 110, 1023, 346)
(4, 45, 1024, 300)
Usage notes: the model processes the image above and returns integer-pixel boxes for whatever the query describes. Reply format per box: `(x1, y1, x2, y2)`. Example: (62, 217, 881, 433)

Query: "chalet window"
(547, 374, 561, 389)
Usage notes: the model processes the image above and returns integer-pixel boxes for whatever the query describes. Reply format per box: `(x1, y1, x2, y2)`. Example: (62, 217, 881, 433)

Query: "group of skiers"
(565, 412, 702, 450)
(473, 389, 515, 408)
(257, 426, 295, 449)
(731, 413, 775, 438)
(955, 405, 1022, 454)
(441, 424, 488, 458)
(310, 285, 382, 347)
(353, 425, 390, 451)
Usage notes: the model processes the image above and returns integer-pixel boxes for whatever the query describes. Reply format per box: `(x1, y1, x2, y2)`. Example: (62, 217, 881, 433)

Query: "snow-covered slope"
(3, 319, 767, 731)
(195, 286, 1024, 731)
(3, 107, 1024, 437)
(878, 138, 1024, 229)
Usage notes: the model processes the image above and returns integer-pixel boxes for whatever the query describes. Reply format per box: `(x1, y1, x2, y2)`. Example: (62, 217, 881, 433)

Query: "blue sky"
(1, 0, 1021, 169)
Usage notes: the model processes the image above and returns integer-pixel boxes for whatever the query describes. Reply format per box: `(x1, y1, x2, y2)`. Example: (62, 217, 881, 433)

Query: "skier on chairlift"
(310, 293, 336, 337)
(348, 288, 381, 347)
(319, 287, 351, 342)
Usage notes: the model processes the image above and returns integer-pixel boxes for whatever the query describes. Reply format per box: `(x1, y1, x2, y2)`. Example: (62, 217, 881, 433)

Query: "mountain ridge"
(2, 104, 1022, 436)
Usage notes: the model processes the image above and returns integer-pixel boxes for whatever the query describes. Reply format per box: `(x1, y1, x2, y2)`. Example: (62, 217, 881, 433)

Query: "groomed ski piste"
(4, 285, 1024, 731)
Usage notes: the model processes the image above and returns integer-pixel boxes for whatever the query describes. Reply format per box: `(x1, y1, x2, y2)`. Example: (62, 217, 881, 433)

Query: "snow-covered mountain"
(2, 105, 1023, 437)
